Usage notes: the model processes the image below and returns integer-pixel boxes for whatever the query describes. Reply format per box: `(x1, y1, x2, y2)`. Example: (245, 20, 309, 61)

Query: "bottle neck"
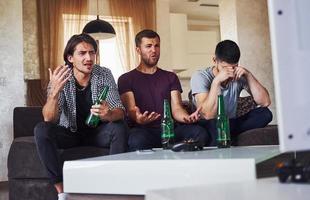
(97, 86, 109, 102)
(217, 95, 226, 115)
(163, 99, 172, 119)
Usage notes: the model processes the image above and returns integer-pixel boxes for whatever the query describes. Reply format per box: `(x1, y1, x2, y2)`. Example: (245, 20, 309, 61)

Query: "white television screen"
(268, 0, 310, 152)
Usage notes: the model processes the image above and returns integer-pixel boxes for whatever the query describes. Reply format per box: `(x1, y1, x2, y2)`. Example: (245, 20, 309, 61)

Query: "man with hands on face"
(34, 33, 127, 200)
(118, 29, 207, 151)
(191, 40, 273, 146)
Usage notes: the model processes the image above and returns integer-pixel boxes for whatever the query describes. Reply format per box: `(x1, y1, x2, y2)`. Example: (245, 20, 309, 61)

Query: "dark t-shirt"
(118, 68, 182, 127)
(75, 82, 93, 131)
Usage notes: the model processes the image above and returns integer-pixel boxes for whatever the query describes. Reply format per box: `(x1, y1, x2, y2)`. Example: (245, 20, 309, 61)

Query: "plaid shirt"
(47, 65, 124, 132)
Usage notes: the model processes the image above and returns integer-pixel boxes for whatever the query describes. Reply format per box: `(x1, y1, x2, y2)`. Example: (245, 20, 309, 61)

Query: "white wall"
(170, 13, 188, 70)
(186, 30, 219, 76)
(219, 0, 238, 42)
(156, 0, 171, 70)
(0, 0, 26, 181)
(169, 13, 220, 99)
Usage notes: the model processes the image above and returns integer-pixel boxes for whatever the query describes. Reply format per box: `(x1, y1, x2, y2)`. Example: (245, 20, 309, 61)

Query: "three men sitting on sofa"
(33, 30, 272, 200)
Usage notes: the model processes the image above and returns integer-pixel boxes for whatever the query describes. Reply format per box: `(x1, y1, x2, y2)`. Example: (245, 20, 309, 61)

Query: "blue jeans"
(128, 124, 208, 151)
(34, 121, 128, 184)
(198, 107, 273, 146)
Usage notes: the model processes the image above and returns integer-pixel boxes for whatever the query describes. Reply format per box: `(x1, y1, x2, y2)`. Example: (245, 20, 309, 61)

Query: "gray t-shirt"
(190, 66, 249, 118)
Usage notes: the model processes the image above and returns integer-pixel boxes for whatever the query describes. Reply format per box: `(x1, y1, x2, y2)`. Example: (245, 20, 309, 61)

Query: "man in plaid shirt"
(34, 33, 127, 200)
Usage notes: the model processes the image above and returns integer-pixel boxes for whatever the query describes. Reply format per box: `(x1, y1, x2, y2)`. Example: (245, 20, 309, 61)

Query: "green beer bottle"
(216, 94, 231, 148)
(85, 86, 109, 128)
(161, 99, 175, 149)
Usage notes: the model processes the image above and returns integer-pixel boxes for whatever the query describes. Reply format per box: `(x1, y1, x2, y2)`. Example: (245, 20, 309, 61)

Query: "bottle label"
(161, 124, 175, 139)
(217, 116, 230, 141)
(161, 133, 175, 138)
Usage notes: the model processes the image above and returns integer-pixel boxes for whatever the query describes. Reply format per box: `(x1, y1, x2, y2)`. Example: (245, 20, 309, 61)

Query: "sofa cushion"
(13, 107, 43, 138)
(9, 179, 57, 200)
(8, 136, 109, 179)
(236, 125, 279, 146)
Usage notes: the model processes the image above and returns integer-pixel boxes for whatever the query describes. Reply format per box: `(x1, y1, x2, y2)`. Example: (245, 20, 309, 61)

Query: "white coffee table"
(63, 146, 280, 195)
(145, 177, 310, 200)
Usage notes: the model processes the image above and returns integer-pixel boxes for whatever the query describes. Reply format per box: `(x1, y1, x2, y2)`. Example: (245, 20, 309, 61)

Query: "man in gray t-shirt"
(191, 40, 273, 146)
(191, 66, 249, 119)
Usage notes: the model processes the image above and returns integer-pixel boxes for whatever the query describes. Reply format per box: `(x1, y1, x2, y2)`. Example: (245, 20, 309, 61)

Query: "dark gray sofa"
(7, 105, 279, 200)
(7, 107, 110, 200)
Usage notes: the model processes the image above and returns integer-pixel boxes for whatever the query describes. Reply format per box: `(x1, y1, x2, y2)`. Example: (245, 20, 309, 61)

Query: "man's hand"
(234, 66, 250, 80)
(48, 65, 72, 97)
(90, 101, 111, 121)
(183, 107, 201, 123)
(43, 65, 71, 122)
(135, 106, 161, 125)
(214, 66, 235, 84)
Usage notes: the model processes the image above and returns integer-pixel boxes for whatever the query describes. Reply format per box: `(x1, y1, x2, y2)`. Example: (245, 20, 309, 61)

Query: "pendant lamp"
(82, 0, 116, 40)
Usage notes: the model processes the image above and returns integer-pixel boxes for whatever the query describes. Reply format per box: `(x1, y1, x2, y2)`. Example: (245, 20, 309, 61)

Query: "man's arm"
(43, 91, 60, 122)
(235, 66, 271, 107)
(170, 90, 200, 123)
(120, 92, 160, 124)
(194, 79, 221, 120)
(93, 68, 125, 122)
(43, 65, 71, 122)
(120, 92, 137, 121)
(192, 67, 235, 120)
(91, 102, 124, 122)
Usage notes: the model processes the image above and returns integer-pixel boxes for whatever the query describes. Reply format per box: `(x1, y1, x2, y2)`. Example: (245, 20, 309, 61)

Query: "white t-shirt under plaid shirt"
(47, 65, 125, 132)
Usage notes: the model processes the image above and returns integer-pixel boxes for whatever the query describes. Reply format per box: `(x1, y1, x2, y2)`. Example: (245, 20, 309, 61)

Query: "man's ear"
(67, 55, 73, 63)
(136, 47, 141, 55)
(212, 56, 217, 64)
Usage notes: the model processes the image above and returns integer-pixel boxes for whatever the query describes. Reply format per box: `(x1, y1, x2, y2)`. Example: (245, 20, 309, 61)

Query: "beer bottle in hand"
(216, 94, 231, 148)
(85, 86, 109, 128)
(161, 99, 175, 149)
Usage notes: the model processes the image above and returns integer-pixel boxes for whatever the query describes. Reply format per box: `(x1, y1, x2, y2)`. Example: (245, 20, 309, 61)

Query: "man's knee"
(128, 132, 148, 151)
(193, 125, 208, 136)
(107, 120, 128, 139)
(198, 125, 210, 145)
(258, 107, 273, 124)
(189, 125, 208, 140)
(191, 125, 209, 146)
(34, 121, 55, 141)
(197, 119, 217, 146)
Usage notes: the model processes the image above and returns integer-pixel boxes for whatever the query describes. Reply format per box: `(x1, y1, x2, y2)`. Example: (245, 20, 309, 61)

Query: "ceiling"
(169, 0, 219, 21)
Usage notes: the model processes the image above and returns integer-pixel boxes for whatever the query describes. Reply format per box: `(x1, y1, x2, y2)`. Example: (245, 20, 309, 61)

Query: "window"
(99, 38, 124, 81)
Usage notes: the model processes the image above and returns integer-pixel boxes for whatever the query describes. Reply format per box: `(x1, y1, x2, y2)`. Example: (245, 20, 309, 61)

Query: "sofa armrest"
(13, 107, 43, 138)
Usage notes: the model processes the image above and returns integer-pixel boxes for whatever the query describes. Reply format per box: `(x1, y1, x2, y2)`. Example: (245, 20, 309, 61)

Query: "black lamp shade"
(83, 16, 116, 40)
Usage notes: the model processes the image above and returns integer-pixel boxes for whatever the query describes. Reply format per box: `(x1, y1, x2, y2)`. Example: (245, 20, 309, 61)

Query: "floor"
(0, 181, 8, 200)
(0, 180, 143, 200)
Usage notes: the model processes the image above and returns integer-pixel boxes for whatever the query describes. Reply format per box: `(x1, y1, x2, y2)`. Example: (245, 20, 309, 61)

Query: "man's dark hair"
(63, 33, 97, 66)
(215, 40, 240, 64)
(135, 29, 160, 47)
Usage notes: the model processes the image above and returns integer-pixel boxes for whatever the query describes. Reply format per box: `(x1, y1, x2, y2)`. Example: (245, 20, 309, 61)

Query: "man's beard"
(141, 55, 159, 67)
